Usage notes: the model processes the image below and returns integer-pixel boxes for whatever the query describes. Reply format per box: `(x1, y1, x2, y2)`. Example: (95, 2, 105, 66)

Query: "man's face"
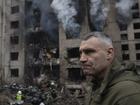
(79, 37, 114, 79)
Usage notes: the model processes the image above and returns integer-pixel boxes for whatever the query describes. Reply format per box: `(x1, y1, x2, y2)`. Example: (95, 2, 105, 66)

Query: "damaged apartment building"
(0, 0, 60, 84)
(0, 0, 140, 90)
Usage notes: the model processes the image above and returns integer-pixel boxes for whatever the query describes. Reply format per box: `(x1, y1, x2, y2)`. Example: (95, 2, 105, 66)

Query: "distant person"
(79, 32, 140, 105)
(16, 90, 24, 104)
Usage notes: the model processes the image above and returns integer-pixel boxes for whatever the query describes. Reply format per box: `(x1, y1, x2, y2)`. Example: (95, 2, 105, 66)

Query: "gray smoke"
(31, 0, 59, 45)
(115, 0, 137, 27)
(90, 0, 109, 31)
(51, 0, 81, 38)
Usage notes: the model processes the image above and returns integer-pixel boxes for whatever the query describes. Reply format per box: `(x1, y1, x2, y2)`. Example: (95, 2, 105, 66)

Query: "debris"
(0, 81, 84, 105)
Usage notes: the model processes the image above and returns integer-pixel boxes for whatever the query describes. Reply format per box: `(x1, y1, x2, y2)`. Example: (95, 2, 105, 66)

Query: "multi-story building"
(0, 0, 140, 85)
(119, 1, 140, 64)
(0, 0, 25, 83)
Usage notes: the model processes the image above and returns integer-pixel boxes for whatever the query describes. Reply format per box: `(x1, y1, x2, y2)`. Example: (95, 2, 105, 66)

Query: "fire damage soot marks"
(115, 0, 137, 30)
(26, 0, 137, 38)
(51, 0, 81, 38)
(25, 31, 59, 85)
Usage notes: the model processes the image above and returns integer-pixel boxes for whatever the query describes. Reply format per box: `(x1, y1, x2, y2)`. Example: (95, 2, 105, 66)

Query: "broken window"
(25, 0, 32, 10)
(136, 53, 140, 60)
(10, 52, 19, 60)
(67, 47, 80, 58)
(33, 66, 41, 77)
(121, 33, 128, 40)
(53, 48, 59, 58)
(132, 3, 139, 10)
(33, 49, 40, 59)
(133, 23, 140, 29)
(121, 44, 129, 50)
(25, 0, 32, 27)
(33, 7, 41, 29)
(10, 68, 19, 77)
(119, 24, 127, 31)
(10, 21, 19, 29)
(135, 43, 140, 50)
(67, 68, 82, 81)
(11, 5, 19, 14)
(132, 11, 140, 19)
(10, 36, 19, 44)
(51, 65, 60, 80)
(122, 53, 129, 60)
(134, 32, 140, 39)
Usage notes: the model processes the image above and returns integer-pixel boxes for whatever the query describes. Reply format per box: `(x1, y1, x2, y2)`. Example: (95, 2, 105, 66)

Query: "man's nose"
(80, 53, 87, 63)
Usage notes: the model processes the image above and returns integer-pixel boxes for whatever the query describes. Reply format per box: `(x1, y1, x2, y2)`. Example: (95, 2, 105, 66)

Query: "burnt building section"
(24, 0, 59, 85)
(51, 0, 86, 39)
(32, 7, 41, 30)
(25, 31, 59, 84)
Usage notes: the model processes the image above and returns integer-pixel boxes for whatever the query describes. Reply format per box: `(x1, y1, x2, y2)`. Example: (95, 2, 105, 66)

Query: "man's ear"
(107, 47, 114, 60)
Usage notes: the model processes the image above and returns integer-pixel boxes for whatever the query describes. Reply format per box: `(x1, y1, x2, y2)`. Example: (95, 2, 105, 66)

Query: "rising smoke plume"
(30, 0, 59, 45)
(90, 0, 109, 31)
(51, 0, 81, 38)
(115, 0, 137, 28)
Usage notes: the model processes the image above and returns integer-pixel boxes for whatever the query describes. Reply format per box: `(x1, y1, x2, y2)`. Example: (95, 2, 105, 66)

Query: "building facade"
(0, 0, 25, 83)
(119, 0, 140, 64)
(0, 0, 140, 84)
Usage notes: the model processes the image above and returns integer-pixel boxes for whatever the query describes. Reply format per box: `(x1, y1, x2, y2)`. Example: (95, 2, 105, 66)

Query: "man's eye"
(84, 49, 95, 55)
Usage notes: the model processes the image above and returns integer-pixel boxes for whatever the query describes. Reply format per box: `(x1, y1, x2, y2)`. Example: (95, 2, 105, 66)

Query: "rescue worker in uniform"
(79, 32, 140, 105)
(16, 90, 24, 104)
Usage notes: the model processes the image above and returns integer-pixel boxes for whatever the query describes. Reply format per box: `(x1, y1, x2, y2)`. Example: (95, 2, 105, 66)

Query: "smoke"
(115, 0, 137, 27)
(30, 0, 59, 45)
(90, 0, 109, 31)
(51, 0, 81, 38)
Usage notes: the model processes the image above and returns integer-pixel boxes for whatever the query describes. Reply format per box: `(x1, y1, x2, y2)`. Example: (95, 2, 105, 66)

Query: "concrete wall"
(0, 0, 25, 83)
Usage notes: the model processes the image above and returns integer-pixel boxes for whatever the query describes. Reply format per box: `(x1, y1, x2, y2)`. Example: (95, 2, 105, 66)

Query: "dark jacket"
(85, 61, 140, 105)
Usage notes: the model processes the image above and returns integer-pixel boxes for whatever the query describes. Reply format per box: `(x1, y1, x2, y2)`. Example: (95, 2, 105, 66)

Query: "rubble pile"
(50, 94, 82, 105)
(0, 81, 84, 105)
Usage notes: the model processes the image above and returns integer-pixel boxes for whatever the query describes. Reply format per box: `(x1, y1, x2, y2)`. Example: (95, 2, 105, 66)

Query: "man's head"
(79, 32, 115, 80)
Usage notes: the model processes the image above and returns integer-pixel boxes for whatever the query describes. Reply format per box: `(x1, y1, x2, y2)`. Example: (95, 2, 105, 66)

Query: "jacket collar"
(93, 59, 139, 103)
(93, 59, 122, 103)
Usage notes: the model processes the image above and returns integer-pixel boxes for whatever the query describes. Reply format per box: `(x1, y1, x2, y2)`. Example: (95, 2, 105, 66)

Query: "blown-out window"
(122, 53, 129, 60)
(134, 32, 140, 39)
(10, 52, 19, 60)
(10, 68, 19, 77)
(10, 21, 19, 29)
(10, 36, 19, 44)
(11, 5, 19, 14)
(67, 47, 80, 58)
